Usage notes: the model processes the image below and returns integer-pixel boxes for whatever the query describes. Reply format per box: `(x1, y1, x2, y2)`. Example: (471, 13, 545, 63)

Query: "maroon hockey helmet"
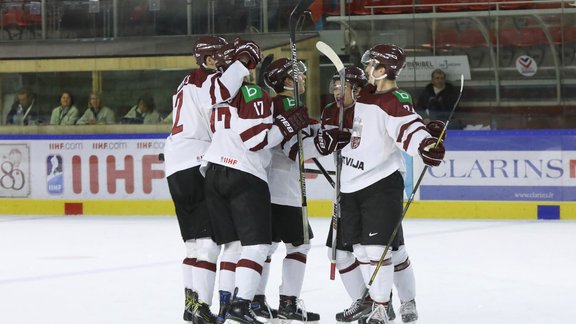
(213, 43, 236, 70)
(329, 66, 368, 92)
(361, 44, 406, 80)
(193, 36, 228, 66)
(263, 58, 307, 93)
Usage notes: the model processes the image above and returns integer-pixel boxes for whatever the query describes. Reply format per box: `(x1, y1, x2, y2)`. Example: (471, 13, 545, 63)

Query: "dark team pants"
(271, 204, 314, 246)
(204, 163, 272, 246)
(167, 166, 211, 241)
(326, 218, 405, 252)
(339, 171, 405, 247)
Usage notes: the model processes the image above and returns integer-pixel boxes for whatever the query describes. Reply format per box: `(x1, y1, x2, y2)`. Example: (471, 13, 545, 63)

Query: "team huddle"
(163, 35, 446, 324)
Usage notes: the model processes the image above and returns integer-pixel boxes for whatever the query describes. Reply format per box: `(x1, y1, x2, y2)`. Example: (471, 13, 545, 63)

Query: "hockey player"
(249, 58, 349, 323)
(323, 67, 425, 324)
(326, 44, 445, 324)
(163, 35, 261, 323)
(202, 49, 311, 324)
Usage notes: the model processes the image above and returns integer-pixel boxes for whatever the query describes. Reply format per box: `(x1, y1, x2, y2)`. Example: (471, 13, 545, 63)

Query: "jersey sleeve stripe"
(402, 125, 427, 151)
(240, 123, 274, 152)
(209, 74, 218, 105)
(288, 142, 298, 161)
(217, 78, 231, 102)
(396, 118, 421, 143)
(240, 123, 272, 141)
(250, 137, 269, 152)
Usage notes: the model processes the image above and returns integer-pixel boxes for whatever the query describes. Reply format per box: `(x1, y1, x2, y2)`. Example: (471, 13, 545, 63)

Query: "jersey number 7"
(210, 105, 231, 133)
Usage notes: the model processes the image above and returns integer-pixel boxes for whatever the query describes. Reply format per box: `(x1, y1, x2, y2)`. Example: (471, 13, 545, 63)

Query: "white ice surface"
(1, 216, 575, 324)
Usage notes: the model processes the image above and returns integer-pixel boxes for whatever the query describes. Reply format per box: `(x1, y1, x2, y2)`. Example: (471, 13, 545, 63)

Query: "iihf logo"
(47, 155, 63, 194)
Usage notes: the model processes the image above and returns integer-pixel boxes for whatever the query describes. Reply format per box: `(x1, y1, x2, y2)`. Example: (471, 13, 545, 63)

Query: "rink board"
(1, 131, 575, 219)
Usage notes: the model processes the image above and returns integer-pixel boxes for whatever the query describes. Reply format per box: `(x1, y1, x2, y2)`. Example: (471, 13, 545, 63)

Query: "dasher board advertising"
(420, 130, 576, 201)
(0, 133, 168, 199)
(399, 55, 472, 82)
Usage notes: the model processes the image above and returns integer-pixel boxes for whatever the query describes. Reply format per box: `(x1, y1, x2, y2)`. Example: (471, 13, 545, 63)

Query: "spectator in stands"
(76, 92, 115, 125)
(50, 91, 79, 125)
(161, 111, 172, 125)
(121, 94, 161, 124)
(416, 69, 460, 126)
(5, 87, 44, 126)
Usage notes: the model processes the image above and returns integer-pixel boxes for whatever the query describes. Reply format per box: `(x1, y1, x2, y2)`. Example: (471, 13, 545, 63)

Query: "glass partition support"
(112, 0, 118, 38)
(470, 16, 500, 104)
(187, 0, 192, 35)
(208, 0, 215, 35)
(533, 14, 561, 104)
(262, 0, 268, 33)
(92, 71, 102, 94)
(41, 0, 46, 40)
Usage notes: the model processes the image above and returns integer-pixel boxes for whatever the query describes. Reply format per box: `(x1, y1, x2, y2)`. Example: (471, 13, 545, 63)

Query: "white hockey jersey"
(163, 61, 248, 177)
(202, 84, 284, 182)
(267, 95, 321, 207)
(322, 87, 431, 193)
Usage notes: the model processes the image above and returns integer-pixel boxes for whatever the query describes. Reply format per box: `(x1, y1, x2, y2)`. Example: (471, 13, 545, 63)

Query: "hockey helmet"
(361, 44, 406, 80)
(213, 43, 236, 70)
(193, 36, 228, 66)
(329, 66, 368, 93)
(263, 58, 307, 93)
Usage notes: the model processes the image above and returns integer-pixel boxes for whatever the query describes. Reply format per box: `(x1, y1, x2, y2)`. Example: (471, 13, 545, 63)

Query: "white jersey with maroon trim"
(202, 83, 284, 182)
(321, 87, 430, 193)
(268, 95, 321, 207)
(163, 61, 249, 177)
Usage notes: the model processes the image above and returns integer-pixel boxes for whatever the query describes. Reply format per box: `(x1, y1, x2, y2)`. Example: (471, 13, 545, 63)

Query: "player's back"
(164, 68, 219, 177)
(203, 84, 277, 183)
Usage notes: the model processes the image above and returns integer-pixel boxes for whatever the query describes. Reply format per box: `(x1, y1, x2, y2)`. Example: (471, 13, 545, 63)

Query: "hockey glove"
(418, 137, 445, 167)
(274, 106, 310, 139)
(314, 128, 351, 155)
(233, 38, 262, 69)
(426, 120, 446, 140)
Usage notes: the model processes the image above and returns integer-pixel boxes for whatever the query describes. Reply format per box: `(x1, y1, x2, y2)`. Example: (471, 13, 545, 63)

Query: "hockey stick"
(311, 158, 336, 187)
(315, 40, 346, 280)
(360, 74, 465, 303)
(289, 0, 314, 244)
(304, 167, 335, 176)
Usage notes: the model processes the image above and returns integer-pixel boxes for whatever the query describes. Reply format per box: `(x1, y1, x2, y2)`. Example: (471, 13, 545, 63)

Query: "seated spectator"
(416, 68, 462, 128)
(50, 91, 79, 125)
(161, 111, 172, 125)
(5, 87, 44, 126)
(121, 95, 161, 124)
(76, 92, 115, 125)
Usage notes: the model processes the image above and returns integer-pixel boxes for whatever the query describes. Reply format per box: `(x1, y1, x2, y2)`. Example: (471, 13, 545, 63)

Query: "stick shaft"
(289, 0, 314, 244)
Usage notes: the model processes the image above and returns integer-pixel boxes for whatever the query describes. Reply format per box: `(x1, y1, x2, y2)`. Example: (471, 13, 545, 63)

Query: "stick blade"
(316, 41, 345, 73)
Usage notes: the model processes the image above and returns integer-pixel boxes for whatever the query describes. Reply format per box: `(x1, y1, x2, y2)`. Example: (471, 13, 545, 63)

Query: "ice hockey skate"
(217, 291, 231, 324)
(277, 295, 319, 323)
(184, 288, 199, 321)
(399, 300, 418, 323)
(386, 296, 396, 321)
(191, 301, 217, 324)
(251, 294, 278, 323)
(225, 297, 264, 324)
(336, 298, 373, 322)
(364, 304, 390, 324)
(183, 288, 217, 323)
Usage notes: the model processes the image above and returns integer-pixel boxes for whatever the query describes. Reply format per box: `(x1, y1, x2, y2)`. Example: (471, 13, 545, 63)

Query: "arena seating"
(325, 0, 568, 15)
